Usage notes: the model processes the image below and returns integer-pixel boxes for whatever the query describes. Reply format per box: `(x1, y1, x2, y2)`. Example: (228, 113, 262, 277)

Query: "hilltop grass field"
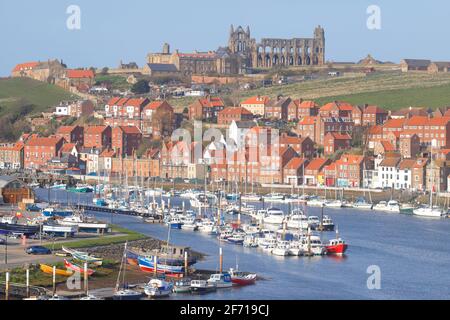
(169, 71, 450, 110)
(0, 77, 78, 116)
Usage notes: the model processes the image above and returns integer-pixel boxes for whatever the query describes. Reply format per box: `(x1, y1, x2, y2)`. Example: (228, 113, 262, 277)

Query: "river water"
(35, 189, 450, 300)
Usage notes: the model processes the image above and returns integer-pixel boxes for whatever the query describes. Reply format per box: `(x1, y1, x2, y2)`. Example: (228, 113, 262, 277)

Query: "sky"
(0, 0, 449, 76)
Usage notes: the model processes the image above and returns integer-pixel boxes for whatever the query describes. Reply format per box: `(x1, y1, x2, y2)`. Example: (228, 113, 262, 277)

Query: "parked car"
(26, 246, 52, 255)
(0, 238, 5, 245)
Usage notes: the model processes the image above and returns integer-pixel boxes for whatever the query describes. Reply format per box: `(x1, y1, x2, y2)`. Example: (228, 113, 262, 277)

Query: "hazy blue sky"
(0, 0, 449, 75)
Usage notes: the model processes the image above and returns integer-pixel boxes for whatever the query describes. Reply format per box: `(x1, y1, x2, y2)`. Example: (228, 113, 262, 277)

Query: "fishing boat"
(136, 245, 196, 276)
(40, 264, 74, 277)
(0, 216, 40, 236)
(325, 238, 348, 255)
(173, 278, 192, 293)
(137, 257, 185, 275)
(144, 279, 173, 298)
(62, 247, 103, 265)
(165, 216, 183, 229)
(229, 268, 257, 286)
(226, 233, 245, 245)
(207, 273, 233, 289)
(180, 216, 198, 231)
(42, 207, 73, 218)
(64, 260, 95, 276)
(263, 207, 285, 225)
(190, 280, 217, 294)
(319, 215, 335, 231)
(197, 219, 217, 234)
(300, 234, 326, 256)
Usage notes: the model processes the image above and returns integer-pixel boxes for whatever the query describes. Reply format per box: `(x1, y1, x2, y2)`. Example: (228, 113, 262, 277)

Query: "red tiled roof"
(380, 140, 395, 152)
(284, 157, 307, 170)
(296, 100, 318, 109)
(305, 158, 329, 171)
(326, 132, 352, 140)
(320, 101, 354, 112)
(383, 118, 406, 129)
(107, 97, 122, 106)
(26, 137, 63, 147)
(428, 116, 450, 126)
(219, 107, 253, 116)
(118, 126, 141, 134)
(398, 159, 416, 170)
(125, 98, 148, 107)
(241, 96, 270, 105)
(66, 69, 95, 79)
(60, 143, 77, 153)
(364, 105, 387, 114)
(336, 154, 364, 165)
(412, 158, 428, 168)
(280, 135, 302, 145)
(85, 126, 109, 134)
(144, 101, 164, 110)
(12, 62, 40, 72)
(379, 157, 401, 167)
(404, 116, 429, 126)
(57, 126, 78, 134)
(368, 125, 383, 135)
(198, 97, 224, 108)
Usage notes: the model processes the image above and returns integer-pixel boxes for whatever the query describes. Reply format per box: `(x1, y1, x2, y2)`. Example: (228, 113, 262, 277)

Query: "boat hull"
(326, 243, 348, 255)
(0, 223, 39, 236)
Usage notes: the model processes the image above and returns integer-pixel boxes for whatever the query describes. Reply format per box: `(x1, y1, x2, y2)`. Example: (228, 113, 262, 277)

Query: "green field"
(0, 77, 78, 116)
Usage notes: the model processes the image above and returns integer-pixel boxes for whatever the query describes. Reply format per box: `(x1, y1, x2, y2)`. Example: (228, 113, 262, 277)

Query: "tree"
(131, 80, 150, 94)
(100, 67, 109, 75)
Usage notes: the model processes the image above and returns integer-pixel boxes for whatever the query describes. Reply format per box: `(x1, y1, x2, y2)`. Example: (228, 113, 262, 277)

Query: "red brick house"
(283, 157, 309, 186)
(323, 132, 352, 155)
(104, 97, 150, 129)
(240, 96, 270, 117)
(112, 126, 142, 157)
(56, 125, 84, 144)
(304, 158, 330, 186)
(319, 101, 354, 119)
(217, 107, 253, 126)
(142, 100, 174, 137)
(84, 126, 112, 149)
(296, 100, 319, 118)
(24, 137, 64, 169)
(265, 96, 291, 120)
(363, 105, 388, 126)
(276, 133, 315, 158)
(296, 116, 319, 143)
(188, 97, 225, 120)
(399, 132, 421, 158)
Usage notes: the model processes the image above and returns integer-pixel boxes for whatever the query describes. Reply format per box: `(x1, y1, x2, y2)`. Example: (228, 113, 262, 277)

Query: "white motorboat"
(262, 193, 285, 203)
(180, 216, 199, 231)
(144, 279, 173, 298)
(307, 197, 327, 207)
(263, 208, 285, 225)
(287, 214, 309, 230)
(287, 241, 303, 256)
(307, 216, 320, 229)
(300, 235, 326, 256)
(207, 273, 233, 289)
(272, 241, 290, 256)
(373, 200, 400, 213)
(197, 219, 217, 234)
(241, 194, 262, 202)
(113, 289, 143, 300)
(325, 200, 343, 208)
(243, 234, 259, 247)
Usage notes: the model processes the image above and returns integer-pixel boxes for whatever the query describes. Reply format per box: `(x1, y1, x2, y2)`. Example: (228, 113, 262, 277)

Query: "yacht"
(307, 216, 320, 229)
(180, 216, 198, 231)
(307, 197, 327, 207)
(287, 214, 309, 230)
(190, 280, 217, 294)
(241, 194, 262, 202)
(197, 219, 217, 234)
(413, 206, 445, 218)
(325, 200, 343, 208)
(263, 208, 285, 225)
(262, 193, 285, 203)
(352, 197, 373, 210)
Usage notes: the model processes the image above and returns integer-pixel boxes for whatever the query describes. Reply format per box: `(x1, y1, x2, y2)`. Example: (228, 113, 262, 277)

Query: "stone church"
(147, 25, 325, 76)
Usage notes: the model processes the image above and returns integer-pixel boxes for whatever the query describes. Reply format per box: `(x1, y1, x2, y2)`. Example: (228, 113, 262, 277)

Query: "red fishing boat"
(64, 259, 95, 276)
(229, 268, 257, 286)
(325, 238, 348, 255)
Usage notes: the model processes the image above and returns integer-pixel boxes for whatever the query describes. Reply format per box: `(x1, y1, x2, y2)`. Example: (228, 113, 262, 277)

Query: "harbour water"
(35, 189, 450, 300)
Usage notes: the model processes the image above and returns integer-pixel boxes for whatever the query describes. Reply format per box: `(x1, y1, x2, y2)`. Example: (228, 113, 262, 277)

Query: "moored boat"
(190, 280, 217, 294)
(207, 273, 233, 288)
(325, 238, 348, 255)
(40, 264, 73, 277)
(229, 268, 257, 286)
(144, 279, 173, 298)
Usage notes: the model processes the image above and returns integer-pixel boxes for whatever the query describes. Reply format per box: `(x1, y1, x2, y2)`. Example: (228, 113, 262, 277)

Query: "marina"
(1, 188, 447, 300)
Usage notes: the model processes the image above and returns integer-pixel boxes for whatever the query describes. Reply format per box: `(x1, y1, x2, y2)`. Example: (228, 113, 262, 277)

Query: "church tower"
(314, 25, 325, 65)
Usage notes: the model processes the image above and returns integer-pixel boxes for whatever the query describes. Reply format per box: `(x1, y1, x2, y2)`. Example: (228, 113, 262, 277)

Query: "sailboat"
(113, 242, 143, 300)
